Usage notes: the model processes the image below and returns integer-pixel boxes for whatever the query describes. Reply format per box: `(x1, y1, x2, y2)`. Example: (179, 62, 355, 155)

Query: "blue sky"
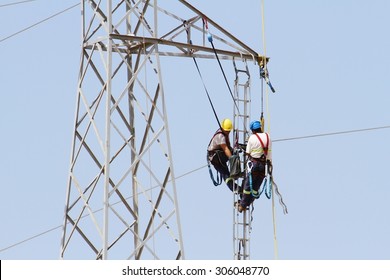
(0, 0, 389, 260)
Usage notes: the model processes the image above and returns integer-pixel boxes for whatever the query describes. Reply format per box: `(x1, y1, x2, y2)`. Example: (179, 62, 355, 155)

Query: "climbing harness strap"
(260, 174, 272, 199)
(207, 130, 231, 186)
(254, 132, 269, 157)
(258, 133, 271, 198)
(209, 130, 231, 149)
(245, 132, 270, 198)
(245, 161, 260, 198)
(245, 160, 271, 199)
(207, 151, 223, 186)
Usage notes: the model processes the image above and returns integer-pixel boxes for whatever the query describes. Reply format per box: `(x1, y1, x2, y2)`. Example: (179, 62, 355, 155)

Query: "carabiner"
(246, 160, 253, 173)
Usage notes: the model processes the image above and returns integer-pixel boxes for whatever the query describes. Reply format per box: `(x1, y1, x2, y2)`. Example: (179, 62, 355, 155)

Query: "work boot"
(234, 201, 246, 213)
(238, 204, 246, 213)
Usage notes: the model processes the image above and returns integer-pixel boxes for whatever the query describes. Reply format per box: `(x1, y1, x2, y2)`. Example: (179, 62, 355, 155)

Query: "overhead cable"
(0, 0, 36, 8)
(273, 125, 390, 143)
(0, 2, 79, 44)
(0, 164, 206, 254)
(2, 125, 389, 254)
(0, 225, 61, 254)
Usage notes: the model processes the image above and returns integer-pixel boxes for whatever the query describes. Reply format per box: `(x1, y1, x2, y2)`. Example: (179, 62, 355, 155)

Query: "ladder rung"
(235, 238, 249, 242)
(235, 223, 250, 227)
(235, 71, 250, 76)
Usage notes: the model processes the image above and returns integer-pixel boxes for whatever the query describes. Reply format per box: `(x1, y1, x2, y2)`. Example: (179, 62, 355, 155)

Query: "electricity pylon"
(60, 0, 267, 260)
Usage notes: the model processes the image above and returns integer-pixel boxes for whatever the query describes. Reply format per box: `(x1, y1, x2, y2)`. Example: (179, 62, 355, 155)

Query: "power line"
(273, 125, 390, 143)
(0, 164, 206, 255)
(0, 0, 37, 8)
(1, 124, 390, 254)
(0, 225, 62, 254)
(1, 124, 389, 255)
(0, 2, 79, 44)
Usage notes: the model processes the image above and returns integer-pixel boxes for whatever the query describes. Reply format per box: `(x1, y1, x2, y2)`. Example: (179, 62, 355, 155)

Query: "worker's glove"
(238, 143, 247, 151)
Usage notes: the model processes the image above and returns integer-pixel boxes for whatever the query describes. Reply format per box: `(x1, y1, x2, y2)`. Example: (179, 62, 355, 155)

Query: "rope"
(271, 176, 288, 215)
(271, 183, 278, 259)
(260, 0, 278, 260)
(185, 19, 239, 188)
(183, 21, 222, 131)
(203, 18, 242, 118)
(259, 0, 266, 132)
(192, 55, 222, 130)
(260, 79, 265, 132)
(260, 0, 267, 66)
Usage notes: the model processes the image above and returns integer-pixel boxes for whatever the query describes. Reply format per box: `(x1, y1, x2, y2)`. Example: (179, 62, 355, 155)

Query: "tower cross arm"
(110, 34, 268, 63)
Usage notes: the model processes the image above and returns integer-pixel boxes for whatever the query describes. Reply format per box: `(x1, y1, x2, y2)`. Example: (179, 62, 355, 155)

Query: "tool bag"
(229, 151, 241, 178)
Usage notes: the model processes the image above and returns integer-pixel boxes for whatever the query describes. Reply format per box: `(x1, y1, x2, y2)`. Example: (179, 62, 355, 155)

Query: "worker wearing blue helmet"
(237, 120, 272, 212)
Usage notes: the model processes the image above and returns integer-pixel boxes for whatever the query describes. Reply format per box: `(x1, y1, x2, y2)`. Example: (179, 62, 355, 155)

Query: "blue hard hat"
(250, 120, 261, 130)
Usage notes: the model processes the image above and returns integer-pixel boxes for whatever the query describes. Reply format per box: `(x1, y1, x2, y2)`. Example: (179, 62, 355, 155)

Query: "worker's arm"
(220, 143, 232, 158)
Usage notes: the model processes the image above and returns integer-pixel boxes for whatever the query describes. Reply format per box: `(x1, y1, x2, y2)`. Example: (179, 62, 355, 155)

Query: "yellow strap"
(225, 177, 233, 184)
(261, 0, 267, 62)
(261, 0, 277, 259)
(261, 0, 271, 134)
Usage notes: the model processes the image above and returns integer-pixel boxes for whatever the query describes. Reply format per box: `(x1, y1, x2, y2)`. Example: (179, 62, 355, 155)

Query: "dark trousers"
(209, 150, 235, 192)
(241, 160, 266, 208)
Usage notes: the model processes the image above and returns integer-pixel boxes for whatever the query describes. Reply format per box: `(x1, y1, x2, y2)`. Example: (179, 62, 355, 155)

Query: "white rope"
(260, 0, 279, 259)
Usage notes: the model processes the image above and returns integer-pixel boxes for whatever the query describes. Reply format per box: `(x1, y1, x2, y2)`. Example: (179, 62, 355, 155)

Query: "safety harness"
(254, 133, 269, 158)
(207, 130, 231, 186)
(245, 133, 288, 214)
(245, 133, 271, 198)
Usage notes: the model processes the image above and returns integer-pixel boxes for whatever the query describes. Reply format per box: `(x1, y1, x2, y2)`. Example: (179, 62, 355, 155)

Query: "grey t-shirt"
(208, 131, 227, 151)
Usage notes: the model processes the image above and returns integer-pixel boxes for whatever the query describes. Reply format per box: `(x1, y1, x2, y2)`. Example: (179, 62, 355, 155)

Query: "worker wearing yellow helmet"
(220, 118, 233, 132)
(207, 118, 236, 191)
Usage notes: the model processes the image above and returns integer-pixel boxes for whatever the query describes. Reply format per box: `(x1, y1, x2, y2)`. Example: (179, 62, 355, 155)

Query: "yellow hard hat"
(221, 118, 233, 131)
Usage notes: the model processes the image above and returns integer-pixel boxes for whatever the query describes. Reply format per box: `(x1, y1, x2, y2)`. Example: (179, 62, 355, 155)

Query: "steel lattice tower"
(60, 0, 267, 260)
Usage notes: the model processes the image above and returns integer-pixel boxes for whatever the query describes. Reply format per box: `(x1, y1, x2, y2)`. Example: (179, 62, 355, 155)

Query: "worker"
(238, 120, 272, 212)
(207, 118, 236, 192)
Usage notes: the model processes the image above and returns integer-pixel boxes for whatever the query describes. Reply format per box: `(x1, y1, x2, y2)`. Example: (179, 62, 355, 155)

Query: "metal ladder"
(232, 59, 251, 260)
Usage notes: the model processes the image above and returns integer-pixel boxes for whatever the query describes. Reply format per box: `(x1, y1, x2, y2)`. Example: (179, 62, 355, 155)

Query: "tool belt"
(208, 150, 228, 165)
(250, 155, 266, 163)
